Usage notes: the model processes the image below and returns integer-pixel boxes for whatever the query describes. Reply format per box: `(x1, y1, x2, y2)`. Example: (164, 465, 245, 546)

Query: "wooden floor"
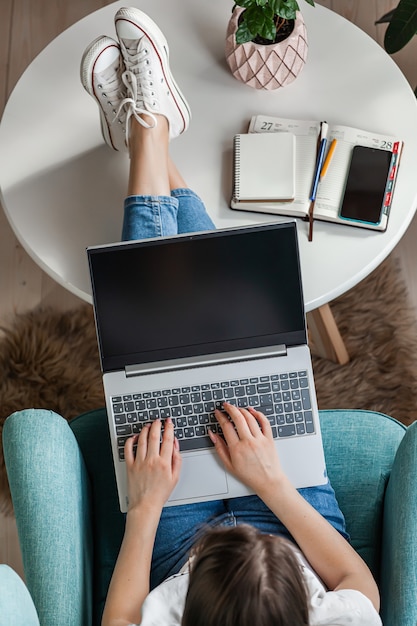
(1, 0, 417, 579)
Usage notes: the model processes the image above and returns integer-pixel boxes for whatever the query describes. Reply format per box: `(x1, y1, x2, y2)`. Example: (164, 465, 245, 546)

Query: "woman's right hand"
(208, 403, 287, 496)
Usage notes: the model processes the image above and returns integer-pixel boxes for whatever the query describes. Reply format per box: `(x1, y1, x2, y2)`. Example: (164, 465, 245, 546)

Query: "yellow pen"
(320, 138, 337, 180)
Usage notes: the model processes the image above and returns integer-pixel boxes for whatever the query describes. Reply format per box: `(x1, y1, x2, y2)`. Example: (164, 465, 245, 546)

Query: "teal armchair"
(2, 408, 417, 626)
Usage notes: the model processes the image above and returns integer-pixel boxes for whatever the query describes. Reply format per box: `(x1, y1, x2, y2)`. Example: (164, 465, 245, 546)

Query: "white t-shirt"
(134, 548, 382, 626)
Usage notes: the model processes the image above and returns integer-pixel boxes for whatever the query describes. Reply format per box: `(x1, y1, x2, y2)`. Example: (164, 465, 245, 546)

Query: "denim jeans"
(121, 188, 216, 241)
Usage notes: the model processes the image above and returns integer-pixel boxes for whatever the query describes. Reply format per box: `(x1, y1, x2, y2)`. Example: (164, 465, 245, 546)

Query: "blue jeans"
(121, 188, 215, 240)
(118, 188, 349, 588)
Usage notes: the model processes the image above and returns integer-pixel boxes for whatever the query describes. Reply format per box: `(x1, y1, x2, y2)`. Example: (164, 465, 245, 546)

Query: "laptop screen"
(88, 222, 307, 372)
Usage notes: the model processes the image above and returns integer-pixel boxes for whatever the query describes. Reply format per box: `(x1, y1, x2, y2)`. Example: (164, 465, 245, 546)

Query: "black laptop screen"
(88, 223, 307, 372)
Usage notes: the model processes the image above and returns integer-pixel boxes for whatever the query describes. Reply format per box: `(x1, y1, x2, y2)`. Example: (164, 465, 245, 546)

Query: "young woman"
(81, 7, 382, 625)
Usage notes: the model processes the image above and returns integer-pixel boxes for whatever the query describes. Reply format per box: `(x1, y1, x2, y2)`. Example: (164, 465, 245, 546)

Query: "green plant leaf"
(384, 0, 417, 53)
(259, 20, 277, 41)
(274, 0, 298, 20)
(234, 0, 254, 8)
(235, 21, 256, 43)
(286, 0, 300, 10)
(234, 0, 315, 43)
(235, 0, 314, 9)
(279, 7, 297, 19)
(269, 0, 281, 13)
(245, 5, 276, 40)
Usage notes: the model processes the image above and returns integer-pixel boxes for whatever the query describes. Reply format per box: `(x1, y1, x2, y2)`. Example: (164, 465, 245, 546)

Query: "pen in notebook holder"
(320, 138, 337, 180)
(309, 122, 329, 201)
(308, 122, 328, 242)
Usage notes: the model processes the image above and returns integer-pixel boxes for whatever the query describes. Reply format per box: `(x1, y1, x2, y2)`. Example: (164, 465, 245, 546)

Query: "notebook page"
(249, 115, 320, 214)
(234, 132, 296, 201)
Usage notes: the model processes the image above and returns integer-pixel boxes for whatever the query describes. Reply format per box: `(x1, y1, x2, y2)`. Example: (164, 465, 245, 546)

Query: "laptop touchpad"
(168, 453, 229, 502)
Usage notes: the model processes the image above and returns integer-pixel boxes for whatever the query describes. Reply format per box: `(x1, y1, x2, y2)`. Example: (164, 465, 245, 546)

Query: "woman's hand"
(124, 417, 182, 513)
(208, 403, 286, 496)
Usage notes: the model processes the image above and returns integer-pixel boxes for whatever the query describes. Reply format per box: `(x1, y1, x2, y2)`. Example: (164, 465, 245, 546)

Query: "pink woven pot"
(225, 7, 308, 90)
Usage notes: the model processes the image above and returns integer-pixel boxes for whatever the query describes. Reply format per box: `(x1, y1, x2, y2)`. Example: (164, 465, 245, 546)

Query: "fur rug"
(312, 257, 417, 426)
(1, 253, 417, 512)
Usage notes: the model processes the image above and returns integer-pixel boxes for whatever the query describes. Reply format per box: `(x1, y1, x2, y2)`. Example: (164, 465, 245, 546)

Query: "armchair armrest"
(320, 410, 406, 576)
(381, 421, 417, 626)
(3, 410, 93, 626)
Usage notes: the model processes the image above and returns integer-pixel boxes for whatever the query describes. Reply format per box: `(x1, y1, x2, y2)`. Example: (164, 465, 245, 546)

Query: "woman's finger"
(247, 407, 273, 438)
(124, 433, 139, 466)
(159, 418, 175, 459)
(135, 422, 151, 461)
(171, 437, 183, 480)
(221, 402, 252, 435)
(235, 406, 263, 437)
(221, 402, 263, 439)
(146, 418, 163, 456)
(214, 407, 240, 443)
(208, 428, 233, 471)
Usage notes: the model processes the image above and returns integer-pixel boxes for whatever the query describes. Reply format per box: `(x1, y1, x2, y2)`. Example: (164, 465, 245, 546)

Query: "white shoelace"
(112, 43, 159, 145)
(98, 69, 126, 122)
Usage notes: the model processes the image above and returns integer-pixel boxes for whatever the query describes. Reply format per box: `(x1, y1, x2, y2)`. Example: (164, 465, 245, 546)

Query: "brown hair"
(182, 524, 309, 626)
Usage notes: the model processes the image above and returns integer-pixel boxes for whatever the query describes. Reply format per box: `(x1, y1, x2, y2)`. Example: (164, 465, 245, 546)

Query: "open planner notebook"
(231, 114, 403, 232)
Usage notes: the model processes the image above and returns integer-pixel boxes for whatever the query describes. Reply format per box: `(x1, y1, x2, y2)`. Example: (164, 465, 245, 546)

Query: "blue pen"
(309, 122, 329, 201)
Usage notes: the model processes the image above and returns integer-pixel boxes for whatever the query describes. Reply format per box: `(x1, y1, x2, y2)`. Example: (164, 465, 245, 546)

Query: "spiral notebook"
(231, 132, 296, 208)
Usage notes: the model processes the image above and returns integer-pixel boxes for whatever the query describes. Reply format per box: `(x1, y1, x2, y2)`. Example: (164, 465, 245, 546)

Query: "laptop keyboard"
(112, 370, 315, 461)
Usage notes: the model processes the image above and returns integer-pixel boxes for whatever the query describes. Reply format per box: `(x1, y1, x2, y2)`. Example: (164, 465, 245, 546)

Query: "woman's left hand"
(124, 418, 182, 513)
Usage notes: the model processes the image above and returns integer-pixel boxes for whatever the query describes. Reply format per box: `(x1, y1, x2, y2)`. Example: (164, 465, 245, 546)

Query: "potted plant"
(225, 0, 315, 90)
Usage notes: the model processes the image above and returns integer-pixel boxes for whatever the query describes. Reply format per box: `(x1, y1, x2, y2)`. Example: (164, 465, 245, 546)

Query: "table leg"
(307, 304, 350, 365)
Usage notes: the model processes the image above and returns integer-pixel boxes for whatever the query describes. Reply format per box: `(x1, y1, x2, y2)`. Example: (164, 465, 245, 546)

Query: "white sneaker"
(80, 35, 129, 151)
(114, 7, 191, 139)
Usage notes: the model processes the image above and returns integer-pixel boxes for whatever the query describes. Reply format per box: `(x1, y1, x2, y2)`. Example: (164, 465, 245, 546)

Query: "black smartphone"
(339, 145, 393, 225)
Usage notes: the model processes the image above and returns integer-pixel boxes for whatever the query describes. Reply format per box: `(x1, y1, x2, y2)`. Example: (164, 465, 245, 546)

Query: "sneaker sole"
(80, 35, 123, 150)
(115, 7, 191, 136)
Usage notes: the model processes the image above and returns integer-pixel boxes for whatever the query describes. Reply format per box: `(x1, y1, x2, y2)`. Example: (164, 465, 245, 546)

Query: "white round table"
(1, 0, 416, 311)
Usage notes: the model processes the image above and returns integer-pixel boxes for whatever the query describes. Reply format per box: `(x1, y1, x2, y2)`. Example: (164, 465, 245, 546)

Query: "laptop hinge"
(125, 344, 287, 378)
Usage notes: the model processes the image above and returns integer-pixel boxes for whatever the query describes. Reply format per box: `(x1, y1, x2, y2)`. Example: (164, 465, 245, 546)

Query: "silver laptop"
(87, 221, 327, 512)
